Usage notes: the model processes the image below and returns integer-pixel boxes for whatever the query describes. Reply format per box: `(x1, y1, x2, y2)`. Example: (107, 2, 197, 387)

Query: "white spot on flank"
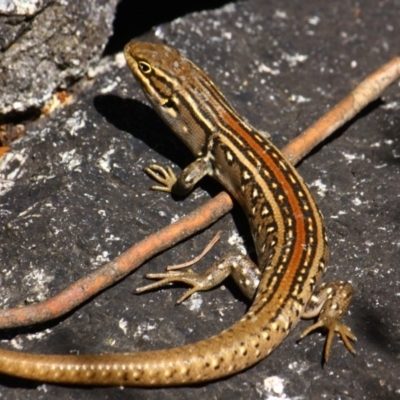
(261, 244, 266, 252)
(279, 160, 288, 170)
(262, 331, 270, 340)
(243, 170, 251, 180)
(166, 107, 178, 118)
(180, 366, 188, 374)
(270, 322, 278, 331)
(164, 369, 172, 378)
(263, 169, 271, 178)
(261, 206, 269, 216)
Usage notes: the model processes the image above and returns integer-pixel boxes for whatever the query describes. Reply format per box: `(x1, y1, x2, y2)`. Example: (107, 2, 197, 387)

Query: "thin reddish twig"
(283, 57, 400, 165)
(0, 193, 233, 329)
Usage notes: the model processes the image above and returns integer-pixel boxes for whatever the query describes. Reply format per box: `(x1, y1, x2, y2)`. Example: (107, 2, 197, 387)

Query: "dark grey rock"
(0, 0, 118, 114)
(0, 0, 399, 399)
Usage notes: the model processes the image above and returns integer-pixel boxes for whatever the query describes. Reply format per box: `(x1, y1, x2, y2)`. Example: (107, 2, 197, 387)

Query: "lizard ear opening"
(138, 61, 152, 74)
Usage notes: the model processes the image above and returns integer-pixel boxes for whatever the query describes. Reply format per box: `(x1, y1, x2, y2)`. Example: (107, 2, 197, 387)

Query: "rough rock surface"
(0, 0, 118, 115)
(0, 0, 399, 399)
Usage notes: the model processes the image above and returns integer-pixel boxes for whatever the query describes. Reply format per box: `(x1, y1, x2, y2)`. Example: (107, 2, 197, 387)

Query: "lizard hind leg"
(135, 252, 262, 304)
(299, 281, 357, 361)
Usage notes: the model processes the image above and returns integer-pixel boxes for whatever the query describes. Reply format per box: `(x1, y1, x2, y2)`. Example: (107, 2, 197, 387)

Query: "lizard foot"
(135, 253, 261, 304)
(144, 164, 177, 192)
(135, 269, 208, 304)
(299, 281, 356, 361)
(299, 316, 356, 361)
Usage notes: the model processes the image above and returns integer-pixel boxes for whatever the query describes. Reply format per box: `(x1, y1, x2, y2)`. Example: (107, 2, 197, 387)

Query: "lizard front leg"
(140, 155, 263, 301)
(144, 156, 213, 195)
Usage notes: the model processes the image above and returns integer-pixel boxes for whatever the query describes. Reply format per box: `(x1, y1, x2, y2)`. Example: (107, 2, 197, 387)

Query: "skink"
(0, 41, 355, 386)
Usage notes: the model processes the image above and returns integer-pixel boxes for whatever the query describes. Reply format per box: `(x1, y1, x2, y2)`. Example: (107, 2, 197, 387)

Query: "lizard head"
(124, 41, 191, 109)
(124, 41, 212, 155)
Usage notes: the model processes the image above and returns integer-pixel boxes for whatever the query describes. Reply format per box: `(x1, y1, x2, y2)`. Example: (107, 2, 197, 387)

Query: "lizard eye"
(138, 61, 152, 74)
